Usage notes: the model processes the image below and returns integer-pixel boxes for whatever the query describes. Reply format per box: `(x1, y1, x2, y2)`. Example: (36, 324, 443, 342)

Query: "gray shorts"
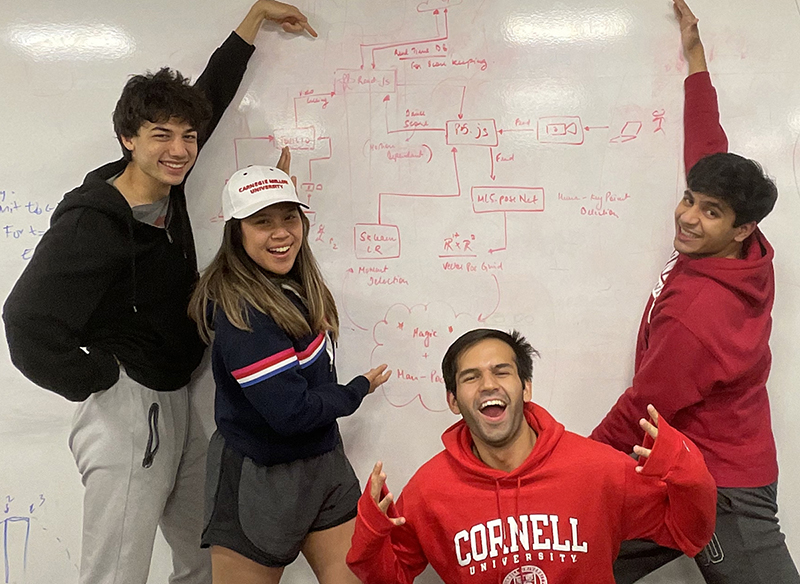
(201, 431, 360, 567)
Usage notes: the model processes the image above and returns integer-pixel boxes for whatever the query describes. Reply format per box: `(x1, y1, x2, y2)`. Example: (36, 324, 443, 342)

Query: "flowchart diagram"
(215, 0, 674, 410)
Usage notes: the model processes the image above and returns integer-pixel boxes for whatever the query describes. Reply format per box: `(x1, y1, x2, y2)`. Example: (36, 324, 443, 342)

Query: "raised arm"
(674, 0, 706, 75)
(193, 1, 316, 152)
(620, 406, 717, 556)
(347, 462, 428, 584)
(675, 0, 728, 170)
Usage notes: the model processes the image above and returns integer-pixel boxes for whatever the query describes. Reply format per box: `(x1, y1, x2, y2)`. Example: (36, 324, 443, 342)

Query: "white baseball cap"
(222, 166, 308, 221)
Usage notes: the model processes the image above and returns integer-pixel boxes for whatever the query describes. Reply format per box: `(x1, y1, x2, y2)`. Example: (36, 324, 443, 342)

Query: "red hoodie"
(347, 402, 716, 584)
(590, 72, 778, 488)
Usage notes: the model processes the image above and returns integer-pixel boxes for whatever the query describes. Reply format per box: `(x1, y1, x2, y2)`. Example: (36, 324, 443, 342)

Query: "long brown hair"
(189, 211, 339, 343)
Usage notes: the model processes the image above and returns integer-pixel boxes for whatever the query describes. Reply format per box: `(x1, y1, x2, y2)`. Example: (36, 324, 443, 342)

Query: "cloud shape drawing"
(372, 301, 476, 411)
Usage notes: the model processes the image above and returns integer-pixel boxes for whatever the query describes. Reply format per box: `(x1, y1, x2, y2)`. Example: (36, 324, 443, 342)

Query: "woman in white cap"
(189, 148, 390, 583)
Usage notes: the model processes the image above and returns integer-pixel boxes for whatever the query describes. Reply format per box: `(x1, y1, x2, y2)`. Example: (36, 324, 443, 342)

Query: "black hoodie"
(3, 32, 255, 401)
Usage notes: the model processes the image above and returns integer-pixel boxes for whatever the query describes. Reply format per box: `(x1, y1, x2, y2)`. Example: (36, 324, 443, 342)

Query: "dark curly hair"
(112, 67, 213, 161)
(687, 153, 778, 226)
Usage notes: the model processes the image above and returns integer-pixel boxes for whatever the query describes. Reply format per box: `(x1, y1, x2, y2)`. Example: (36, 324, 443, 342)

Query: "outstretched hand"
(260, 0, 318, 37)
(370, 461, 406, 526)
(363, 364, 392, 394)
(672, 0, 707, 73)
(236, 0, 317, 45)
(673, 0, 701, 55)
(633, 404, 660, 473)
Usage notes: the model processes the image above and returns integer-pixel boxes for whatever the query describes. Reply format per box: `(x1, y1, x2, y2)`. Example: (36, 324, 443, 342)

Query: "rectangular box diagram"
(445, 119, 498, 147)
(334, 69, 397, 94)
(354, 224, 401, 259)
(471, 187, 545, 213)
(273, 127, 316, 151)
(537, 116, 584, 145)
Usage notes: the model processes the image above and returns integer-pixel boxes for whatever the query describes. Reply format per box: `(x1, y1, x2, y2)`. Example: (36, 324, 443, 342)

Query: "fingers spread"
(370, 461, 385, 500)
(639, 417, 658, 441)
(378, 492, 394, 514)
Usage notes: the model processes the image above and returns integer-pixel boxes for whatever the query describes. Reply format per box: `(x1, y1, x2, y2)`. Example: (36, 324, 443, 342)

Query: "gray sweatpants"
(614, 482, 800, 584)
(68, 367, 211, 584)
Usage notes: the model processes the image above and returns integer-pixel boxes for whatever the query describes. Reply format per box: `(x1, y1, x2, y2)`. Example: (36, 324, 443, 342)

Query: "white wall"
(1, 1, 798, 582)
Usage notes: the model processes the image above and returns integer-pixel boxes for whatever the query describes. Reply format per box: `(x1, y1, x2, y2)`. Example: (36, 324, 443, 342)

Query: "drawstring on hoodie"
(127, 219, 138, 313)
(494, 480, 504, 584)
(491, 477, 523, 584)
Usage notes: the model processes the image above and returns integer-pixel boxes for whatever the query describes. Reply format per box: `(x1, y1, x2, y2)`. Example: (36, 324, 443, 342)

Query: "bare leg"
(301, 519, 360, 584)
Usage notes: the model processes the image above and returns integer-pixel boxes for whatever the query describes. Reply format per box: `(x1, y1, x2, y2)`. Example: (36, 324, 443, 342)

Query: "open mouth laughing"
(479, 397, 508, 421)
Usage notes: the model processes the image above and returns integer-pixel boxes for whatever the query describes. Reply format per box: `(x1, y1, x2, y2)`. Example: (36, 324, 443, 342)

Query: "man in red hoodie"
(590, 1, 799, 582)
(346, 329, 717, 584)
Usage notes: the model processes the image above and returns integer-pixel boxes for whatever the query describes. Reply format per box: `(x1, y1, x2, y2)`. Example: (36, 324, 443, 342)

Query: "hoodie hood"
(678, 228, 774, 308)
(664, 228, 774, 375)
(52, 159, 135, 226)
(441, 402, 565, 484)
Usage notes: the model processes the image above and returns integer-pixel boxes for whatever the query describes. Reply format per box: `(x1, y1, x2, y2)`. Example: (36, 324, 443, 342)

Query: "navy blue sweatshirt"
(211, 292, 370, 466)
(3, 33, 255, 400)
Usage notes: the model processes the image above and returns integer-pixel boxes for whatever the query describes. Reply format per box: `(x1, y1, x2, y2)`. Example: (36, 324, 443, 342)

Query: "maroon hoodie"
(347, 402, 716, 584)
(591, 72, 778, 488)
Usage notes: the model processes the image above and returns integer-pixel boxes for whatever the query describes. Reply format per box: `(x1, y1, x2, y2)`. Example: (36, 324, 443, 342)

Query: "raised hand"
(259, 0, 318, 37)
(236, 1, 317, 45)
(672, 0, 707, 73)
(275, 146, 298, 188)
(370, 461, 406, 526)
(633, 404, 660, 473)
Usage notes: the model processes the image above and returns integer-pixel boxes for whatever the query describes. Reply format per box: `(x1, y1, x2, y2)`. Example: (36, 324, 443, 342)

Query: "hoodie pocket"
(142, 402, 160, 468)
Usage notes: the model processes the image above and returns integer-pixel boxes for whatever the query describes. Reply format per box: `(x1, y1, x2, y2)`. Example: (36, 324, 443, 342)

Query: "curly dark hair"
(687, 153, 778, 226)
(112, 67, 213, 161)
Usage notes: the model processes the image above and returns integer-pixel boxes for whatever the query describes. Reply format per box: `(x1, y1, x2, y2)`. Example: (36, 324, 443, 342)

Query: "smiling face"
(240, 202, 304, 275)
(673, 190, 756, 259)
(447, 338, 532, 452)
(121, 118, 198, 190)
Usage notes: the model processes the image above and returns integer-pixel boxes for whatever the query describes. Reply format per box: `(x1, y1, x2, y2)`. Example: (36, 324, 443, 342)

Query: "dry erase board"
(2, 0, 799, 582)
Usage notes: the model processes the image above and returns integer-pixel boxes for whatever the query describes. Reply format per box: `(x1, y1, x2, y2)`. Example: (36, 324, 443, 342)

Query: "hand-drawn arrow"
(477, 273, 501, 322)
(488, 212, 507, 254)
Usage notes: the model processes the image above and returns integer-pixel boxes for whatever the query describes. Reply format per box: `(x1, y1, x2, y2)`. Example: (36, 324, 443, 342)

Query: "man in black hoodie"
(2, 2, 315, 583)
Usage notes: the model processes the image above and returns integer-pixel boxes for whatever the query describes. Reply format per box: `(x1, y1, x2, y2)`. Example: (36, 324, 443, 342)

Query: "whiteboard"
(1, 0, 799, 582)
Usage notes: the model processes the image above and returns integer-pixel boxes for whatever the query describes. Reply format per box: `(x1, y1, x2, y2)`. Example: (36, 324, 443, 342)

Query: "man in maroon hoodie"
(346, 329, 717, 584)
(590, 1, 799, 582)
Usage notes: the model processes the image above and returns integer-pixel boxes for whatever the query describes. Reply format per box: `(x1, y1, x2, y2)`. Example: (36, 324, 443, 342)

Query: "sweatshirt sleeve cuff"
(357, 479, 398, 537)
(226, 31, 257, 58)
(684, 71, 712, 94)
(637, 415, 681, 479)
(350, 375, 371, 398)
